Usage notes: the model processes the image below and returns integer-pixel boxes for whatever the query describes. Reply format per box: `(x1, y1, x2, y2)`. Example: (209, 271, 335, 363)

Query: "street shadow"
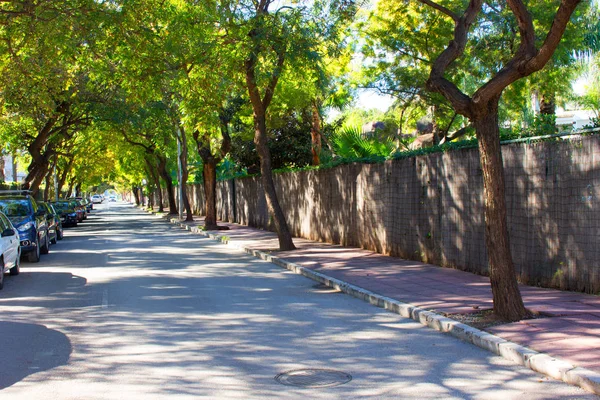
(0, 272, 88, 308)
(0, 321, 71, 390)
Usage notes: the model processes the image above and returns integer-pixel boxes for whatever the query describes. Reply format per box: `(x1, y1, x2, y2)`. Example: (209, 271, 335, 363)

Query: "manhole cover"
(275, 368, 352, 388)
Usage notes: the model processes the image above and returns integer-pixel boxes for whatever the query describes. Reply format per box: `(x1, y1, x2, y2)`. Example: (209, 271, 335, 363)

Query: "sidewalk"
(151, 209, 600, 393)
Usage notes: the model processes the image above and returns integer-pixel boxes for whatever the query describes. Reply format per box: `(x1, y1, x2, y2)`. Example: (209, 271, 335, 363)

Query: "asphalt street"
(0, 203, 595, 399)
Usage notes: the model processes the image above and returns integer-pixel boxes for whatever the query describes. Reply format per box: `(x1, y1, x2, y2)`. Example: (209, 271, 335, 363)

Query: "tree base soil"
(444, 309, 546, 330)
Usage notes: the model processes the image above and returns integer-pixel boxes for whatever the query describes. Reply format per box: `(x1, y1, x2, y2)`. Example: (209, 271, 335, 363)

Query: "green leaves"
(330, 125, 395, 159)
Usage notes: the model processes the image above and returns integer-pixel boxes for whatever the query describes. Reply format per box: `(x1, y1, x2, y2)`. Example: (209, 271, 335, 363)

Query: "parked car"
(0, 190, 49, 262)
(0, 211, 20, 289)
(91, 194, 103, 204)
(39, 202, 63, 244)
(51, 201, 78, 227)
(69, 197, 92, 214)
(68, 200, 86, 222)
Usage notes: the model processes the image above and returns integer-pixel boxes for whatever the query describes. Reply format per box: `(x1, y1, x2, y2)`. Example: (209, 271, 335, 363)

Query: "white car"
(91, 194, 103, 204)
(0, 211, 21, 290)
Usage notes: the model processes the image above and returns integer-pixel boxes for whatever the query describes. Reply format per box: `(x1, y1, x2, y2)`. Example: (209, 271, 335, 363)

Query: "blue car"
(0, 191, 49, 263)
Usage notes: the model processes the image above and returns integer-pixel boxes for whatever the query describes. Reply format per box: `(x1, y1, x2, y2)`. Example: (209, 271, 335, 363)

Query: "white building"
(556, 109, 596, 131)
(1, 154, 26, 183)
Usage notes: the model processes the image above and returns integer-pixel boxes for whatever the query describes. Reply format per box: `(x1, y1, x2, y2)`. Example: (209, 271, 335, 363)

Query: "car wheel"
(40, 234, 50, 255)
(0, 257, 5, 290)
(28, 238, 41, 263)
(50, 230, 57, 245)
(10, 251, 20, 276)
(57, 228, 63, 240)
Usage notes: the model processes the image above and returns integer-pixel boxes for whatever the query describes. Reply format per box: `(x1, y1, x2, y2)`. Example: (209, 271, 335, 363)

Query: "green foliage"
(266, 125, 600, 177)
(577, 55, 600, 117)
(584, 116, 600, 128)
(229, 110, 314, 174)
(330, 126, 395, 159)
(499, 114, 559, 141)
(216, 158, 247, 181)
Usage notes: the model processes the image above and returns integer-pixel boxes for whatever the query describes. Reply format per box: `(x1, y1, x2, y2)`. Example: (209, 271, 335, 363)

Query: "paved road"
(0, 204, 594, 399)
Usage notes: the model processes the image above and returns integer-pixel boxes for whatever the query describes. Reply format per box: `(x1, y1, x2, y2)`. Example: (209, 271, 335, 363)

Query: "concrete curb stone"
(152, 210, 600, 396)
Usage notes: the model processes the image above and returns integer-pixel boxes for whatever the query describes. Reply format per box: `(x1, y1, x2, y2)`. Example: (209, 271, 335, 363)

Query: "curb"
(160, 212, 600, 395)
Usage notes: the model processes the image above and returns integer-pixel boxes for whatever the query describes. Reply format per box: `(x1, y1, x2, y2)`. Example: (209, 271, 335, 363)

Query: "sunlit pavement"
(0, 203, 594, 399)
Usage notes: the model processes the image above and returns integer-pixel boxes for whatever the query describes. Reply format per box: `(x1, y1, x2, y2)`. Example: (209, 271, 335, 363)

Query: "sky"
(357, 89, 395, 111)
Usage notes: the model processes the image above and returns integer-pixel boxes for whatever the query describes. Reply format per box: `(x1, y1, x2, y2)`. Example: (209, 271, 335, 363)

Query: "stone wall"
(168, 135, 600, 294)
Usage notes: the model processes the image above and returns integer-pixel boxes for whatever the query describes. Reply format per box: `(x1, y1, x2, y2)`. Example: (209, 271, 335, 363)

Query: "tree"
(229, 109, 316, 174)
(190, 95, 245, 230)
(0, 0, 109, 195)
(113, 102, 180, 215)
(408, 0, 585, 321)
(240, 1, 298, 250)
(361, 1, 468, 140)
(220, 0, 357, 250)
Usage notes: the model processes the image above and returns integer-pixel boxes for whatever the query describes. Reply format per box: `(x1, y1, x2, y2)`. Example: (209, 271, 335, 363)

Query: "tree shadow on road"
(0, 321, 71, 390)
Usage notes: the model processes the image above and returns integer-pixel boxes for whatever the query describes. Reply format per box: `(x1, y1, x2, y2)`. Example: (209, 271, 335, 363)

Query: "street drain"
(275, 368, 352, 388)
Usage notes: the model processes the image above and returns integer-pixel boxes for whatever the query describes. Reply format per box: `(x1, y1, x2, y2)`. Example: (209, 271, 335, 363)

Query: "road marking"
(102, 289, 108, 308)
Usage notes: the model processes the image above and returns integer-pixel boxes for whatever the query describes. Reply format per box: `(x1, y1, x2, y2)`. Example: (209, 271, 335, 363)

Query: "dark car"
(65, 199, 85, 222)
(51, 201, 79, 227)
(39, 202, 63, 244)
(0, 191, 49, 262)
(69, 197, 92, 213)
(73, 200, 87, 221)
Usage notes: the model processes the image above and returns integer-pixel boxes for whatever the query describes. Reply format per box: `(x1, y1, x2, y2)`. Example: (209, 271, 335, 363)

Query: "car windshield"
(52, 202, 72, 212)
(0, 199, 31, 217)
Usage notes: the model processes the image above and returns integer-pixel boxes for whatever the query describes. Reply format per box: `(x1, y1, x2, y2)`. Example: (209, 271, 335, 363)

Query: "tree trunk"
(473, 99, 528, 322)
(178, 127, 193, 221)
(157, 155, 177, 215)
(154, 179, 163, 212)
(22, 103, 68, 190)
(29, 163, 51, 197)
(67, 181, 75, 198)
(11, 154, 17, 183)
(0, 154, 5, 182)
(145, 187, 152, 209)
(311, 100, 322, 166)
(203, 159, 219, 230)
(133, 186, 140, 206)
(146, 158, 163, 212)
(539, 90, 557, 132)
(539, 91, 556, 116)
(57, 157, 75, 198)
(43, 173, 51, 201)
(254, 114, 296, 250)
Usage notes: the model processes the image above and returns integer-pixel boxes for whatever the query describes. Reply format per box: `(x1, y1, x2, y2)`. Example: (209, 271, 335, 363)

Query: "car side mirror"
(1, 228, 15, 237)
